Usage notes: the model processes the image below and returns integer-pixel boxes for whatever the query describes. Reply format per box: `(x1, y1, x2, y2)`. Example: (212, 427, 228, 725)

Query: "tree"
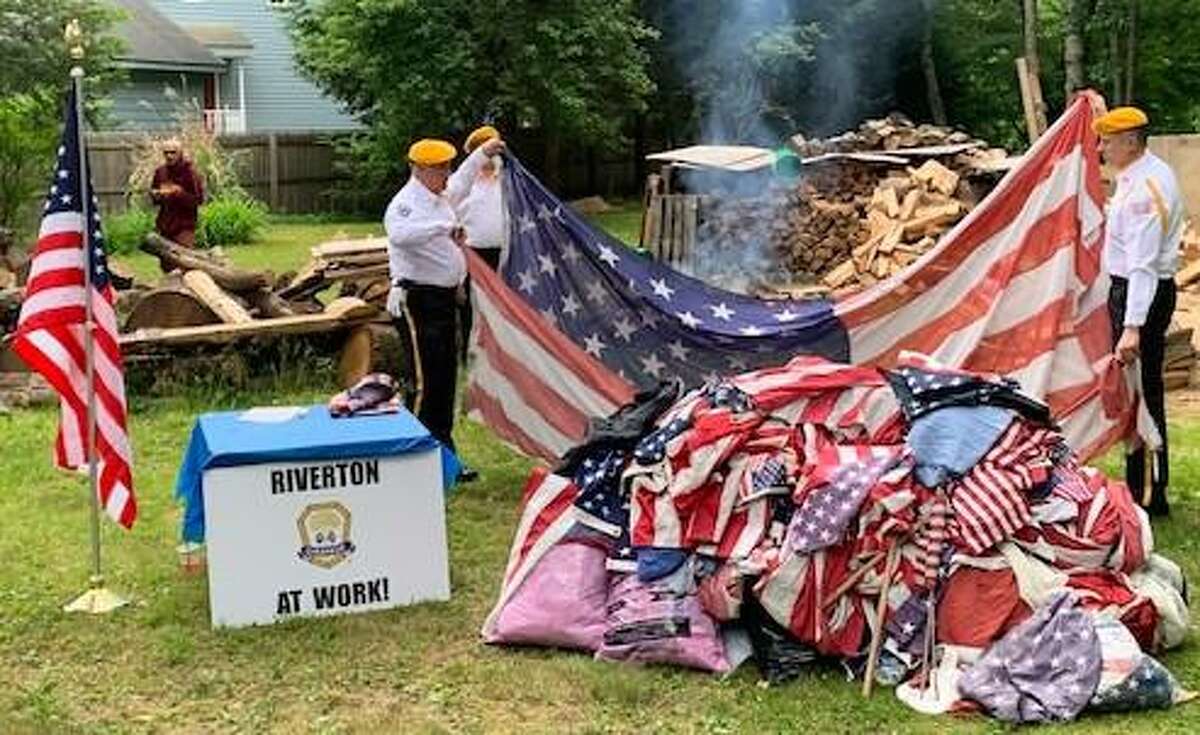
(920, 0, 947, 124)
(0, 0, 123, 234)
(1063, 0, 1094, 98)
(0, 0, 123, 105)
(291, 0, 655, 189)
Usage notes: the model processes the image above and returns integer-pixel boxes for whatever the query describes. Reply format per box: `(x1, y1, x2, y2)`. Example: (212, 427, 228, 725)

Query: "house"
(107, 0, 359, 134)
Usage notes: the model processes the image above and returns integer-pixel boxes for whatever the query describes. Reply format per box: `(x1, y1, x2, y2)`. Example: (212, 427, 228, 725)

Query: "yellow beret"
(465, 125, 500, 153)
(408, 139, 457, 166)
(1093, 107, 1150, 136)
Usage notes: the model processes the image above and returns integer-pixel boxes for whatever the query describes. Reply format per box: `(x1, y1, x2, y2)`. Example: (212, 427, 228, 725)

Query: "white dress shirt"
(1103, 151, 1185, 327)
(457, 167, 507, 252)
(383, 147, 489, 288)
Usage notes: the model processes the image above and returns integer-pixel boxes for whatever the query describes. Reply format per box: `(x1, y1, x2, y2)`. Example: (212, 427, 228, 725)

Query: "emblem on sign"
(297, 502, 356, 568)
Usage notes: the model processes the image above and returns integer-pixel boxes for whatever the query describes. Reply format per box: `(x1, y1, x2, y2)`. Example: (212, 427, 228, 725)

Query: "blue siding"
(106, 71, 210, 130)
(146, 1, 359, 133)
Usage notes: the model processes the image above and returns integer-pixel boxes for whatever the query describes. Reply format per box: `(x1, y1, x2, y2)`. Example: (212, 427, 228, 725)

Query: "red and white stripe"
(838, 96, 1126, 461)
(11, 211, 136, 528)
(464, 248, 634, 462)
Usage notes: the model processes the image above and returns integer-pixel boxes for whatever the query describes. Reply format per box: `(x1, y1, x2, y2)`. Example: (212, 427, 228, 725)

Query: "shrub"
(102, 206, 155, 255)
(198, 195, 267, 248)
(125, 104, 249, 206)
(0, 94, 56, 233)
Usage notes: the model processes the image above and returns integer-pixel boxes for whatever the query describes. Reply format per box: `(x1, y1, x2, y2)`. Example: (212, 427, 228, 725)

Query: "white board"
(202, 450, 449, 628)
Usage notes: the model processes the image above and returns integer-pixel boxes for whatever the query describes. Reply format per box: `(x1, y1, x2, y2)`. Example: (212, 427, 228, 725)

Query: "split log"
(1164, 369, 1192, 392)
(0, 268, 15, 290)
(1176, 260, 1200, 288)
(141, 233, 269, 292)
(337, 323, 406, 388)
(182, 271, 253, 324)
(123, 286, 220, 331)
(910, 160, 960, 196)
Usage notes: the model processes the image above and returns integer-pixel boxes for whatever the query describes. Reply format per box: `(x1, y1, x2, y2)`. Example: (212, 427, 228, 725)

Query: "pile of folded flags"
(482, 354, 1192, 723)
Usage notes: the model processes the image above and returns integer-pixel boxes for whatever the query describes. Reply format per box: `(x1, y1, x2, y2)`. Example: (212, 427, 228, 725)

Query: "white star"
(728, 356, 749, 371)
(553, 205, 565, 221)
(650, 278, 675, 301)
(613, 317, 637, 342)
(561, 293, 581, 318)
(538, 307, 557, 325)
(562, 243, 582, 264)
(774, 308, 800, 323)
(709, 302, 735, 321)
(902, 622, 916, 635)
(57, 145, 65, 156)
(676, 311, 700, 329)
(519, 215, 537, 233)
(50, 185, 58, 195)
(516, 269, 537, 294)
(667, 340, 689, 362)
(641, 310, 660, 328)
(640, 352, 665, 378)
(57, 169, 68, 179)
(598, 244, 620, 267)
(537, 204, 555, 221)
(585, 280, 608, 304)
(739, 325, 764, 337)
(537, 253, 557, 276)
(583, 333, 607, 358)
(60, 194, 72, 205)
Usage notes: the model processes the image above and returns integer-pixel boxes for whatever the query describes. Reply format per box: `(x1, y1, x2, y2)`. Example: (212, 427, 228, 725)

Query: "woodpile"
(1167, 221, 1200, 391)
(688, 114, 1009, 294)
(822, 161, 963, 290)
(1, 231, 399, 389)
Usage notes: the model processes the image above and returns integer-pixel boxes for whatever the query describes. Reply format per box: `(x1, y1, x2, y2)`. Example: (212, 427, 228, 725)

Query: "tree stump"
(124, 287, 220, 331)
(337, 323, 405, 388)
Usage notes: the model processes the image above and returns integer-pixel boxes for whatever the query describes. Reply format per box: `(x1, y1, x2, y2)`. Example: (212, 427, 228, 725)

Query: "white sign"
(202, 450, 449, 628)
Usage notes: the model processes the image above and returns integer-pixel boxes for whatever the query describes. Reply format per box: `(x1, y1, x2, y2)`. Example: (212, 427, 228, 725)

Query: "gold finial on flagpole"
(65, 18, 86, 62)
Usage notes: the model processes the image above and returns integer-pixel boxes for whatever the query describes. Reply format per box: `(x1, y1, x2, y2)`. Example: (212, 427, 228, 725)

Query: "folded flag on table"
(466, 93, 1134, 465)
(9, 86, 136, 529)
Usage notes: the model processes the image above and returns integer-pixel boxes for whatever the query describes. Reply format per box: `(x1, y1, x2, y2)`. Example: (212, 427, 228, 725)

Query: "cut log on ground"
(123, 286, 220, 331)
(337, 322, 406, 388)
(142, 233, 269, 292)
(182, 270, 254, 324)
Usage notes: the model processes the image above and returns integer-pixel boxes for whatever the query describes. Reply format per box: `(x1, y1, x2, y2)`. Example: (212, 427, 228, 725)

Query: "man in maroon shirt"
(150, 139, 205, 247)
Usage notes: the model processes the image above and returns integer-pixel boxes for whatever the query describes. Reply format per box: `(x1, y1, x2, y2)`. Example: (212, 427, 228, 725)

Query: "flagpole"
(63, 19, 127, 615)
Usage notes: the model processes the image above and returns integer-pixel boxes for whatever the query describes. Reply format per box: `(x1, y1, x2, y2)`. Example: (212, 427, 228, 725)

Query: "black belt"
(398, 280, 456, 293)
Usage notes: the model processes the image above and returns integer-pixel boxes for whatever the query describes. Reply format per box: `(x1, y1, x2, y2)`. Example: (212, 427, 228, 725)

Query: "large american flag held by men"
(466, 95, 1126, 464)
(9, 87, 137, 529)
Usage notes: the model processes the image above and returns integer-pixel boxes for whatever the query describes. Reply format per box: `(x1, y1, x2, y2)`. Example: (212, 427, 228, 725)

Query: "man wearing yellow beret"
(1095, 106, 1186, 517)
(456, 125, 507, 361)
(384, 134, 505, 482)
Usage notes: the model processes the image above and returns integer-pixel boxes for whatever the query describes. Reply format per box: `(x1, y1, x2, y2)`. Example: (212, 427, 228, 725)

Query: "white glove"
(386, 285, 406, 318)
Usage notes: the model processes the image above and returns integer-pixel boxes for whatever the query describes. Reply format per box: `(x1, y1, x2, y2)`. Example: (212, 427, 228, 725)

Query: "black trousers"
(459, 248, 502, 360)
(1108, 276, 1176, 513)
(394, 283, 460, 453)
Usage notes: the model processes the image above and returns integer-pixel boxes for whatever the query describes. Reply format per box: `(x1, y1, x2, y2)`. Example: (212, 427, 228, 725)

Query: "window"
(267, 0, 293, 8)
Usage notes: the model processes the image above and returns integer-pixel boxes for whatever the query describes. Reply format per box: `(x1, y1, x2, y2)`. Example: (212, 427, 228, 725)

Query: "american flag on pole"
(9, 87, 136, 529)
(466, 95, 1126, 465)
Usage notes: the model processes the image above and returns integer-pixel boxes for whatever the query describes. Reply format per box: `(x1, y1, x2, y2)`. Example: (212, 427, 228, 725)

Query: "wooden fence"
(86, 132, 360, 215)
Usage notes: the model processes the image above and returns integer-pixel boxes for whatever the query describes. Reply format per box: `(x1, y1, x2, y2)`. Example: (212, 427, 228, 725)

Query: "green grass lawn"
(114, 216, 384, 285)
(2, 212, 1199, 733)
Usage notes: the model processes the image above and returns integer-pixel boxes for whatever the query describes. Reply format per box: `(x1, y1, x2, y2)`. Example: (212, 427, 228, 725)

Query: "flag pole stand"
(62, 25, 127, 615)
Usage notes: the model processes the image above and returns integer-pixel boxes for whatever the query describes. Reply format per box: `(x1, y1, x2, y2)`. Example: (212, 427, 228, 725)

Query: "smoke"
(653, 1, 928, 291)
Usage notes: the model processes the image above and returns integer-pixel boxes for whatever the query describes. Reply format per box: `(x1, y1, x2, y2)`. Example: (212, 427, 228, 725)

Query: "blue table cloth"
(175, 405, 459, 543)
